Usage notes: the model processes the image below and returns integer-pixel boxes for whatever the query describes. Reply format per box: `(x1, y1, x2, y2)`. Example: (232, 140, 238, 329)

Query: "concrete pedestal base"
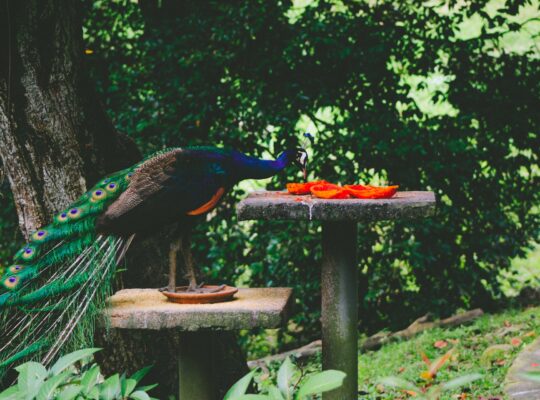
(321, 222, 358, 400)
(104, 287, 293, 400)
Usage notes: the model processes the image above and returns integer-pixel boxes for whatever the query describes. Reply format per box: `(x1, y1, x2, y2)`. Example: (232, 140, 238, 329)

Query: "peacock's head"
(294, 132, 314, 180)
(293, 148, 309, 180)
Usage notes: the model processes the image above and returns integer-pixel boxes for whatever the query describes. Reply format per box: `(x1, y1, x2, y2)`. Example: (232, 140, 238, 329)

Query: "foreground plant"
(224, 357, 345, 400)
(0, 348, 157, 400)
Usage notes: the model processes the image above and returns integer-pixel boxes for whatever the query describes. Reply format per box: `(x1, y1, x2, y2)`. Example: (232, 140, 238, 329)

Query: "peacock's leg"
(180, 232, 199, 292)
(167, 237, 182, 293)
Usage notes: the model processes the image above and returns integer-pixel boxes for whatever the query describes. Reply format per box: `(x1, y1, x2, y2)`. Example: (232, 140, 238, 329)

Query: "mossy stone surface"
(104, 287, 293, 331)
(236, 191, 436, 222)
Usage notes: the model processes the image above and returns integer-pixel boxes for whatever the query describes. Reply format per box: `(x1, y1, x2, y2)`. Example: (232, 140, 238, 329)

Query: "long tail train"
(0, 167, 136, 378)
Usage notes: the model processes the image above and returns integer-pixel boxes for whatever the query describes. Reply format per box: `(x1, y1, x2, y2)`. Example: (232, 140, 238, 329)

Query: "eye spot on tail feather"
(105, 182, 118, 193)
(8, 265, 24, 274)
(22, 246, 36, 260)
(56, 212, 69, 223)
(91, 189, 107, 202)
(68, 207, 84, 219)
(31, 230, 48, 241)
(3, 275, 19, 290)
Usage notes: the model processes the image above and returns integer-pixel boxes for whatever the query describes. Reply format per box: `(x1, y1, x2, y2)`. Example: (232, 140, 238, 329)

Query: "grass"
(357, 306, 540, 399)
(252, 306, 540, 399)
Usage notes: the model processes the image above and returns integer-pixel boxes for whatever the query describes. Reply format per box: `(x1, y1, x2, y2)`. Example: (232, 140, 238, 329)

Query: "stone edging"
(505, 337, 540, 399)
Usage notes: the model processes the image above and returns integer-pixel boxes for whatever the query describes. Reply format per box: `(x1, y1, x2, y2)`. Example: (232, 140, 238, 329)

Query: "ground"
(251, 305, 540, 399)
(357, 306, 540, 399)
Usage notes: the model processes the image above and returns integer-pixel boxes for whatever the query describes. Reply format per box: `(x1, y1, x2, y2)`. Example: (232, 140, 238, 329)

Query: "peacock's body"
(0, 146, 307, 376)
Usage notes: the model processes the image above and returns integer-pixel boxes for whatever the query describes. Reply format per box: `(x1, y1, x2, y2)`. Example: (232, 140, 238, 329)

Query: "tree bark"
(0, 0, 139, 238)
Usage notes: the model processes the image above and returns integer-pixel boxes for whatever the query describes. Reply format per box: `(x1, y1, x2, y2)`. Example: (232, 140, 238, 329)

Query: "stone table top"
(103, 287, 293, 331)
(236, 191, 436, 222)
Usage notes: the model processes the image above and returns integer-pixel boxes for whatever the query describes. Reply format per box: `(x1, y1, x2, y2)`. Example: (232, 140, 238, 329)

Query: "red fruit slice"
(344, 185, 398, 199)
(310, 183, 349, 199)
(286, 180, 329, 195)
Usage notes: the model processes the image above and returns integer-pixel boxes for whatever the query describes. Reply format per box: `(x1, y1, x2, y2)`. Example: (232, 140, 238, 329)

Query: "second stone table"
(237, 191, 436, 400)
(104, 287, 293, 400)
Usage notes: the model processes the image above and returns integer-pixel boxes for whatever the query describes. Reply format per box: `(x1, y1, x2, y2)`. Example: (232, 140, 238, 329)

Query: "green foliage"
(0, 348, 157, 400)
(78, 0, 540, 345)
(224, 357, 345, 400)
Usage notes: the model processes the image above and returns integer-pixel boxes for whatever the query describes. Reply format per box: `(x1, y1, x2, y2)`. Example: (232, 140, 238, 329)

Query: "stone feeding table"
(104, 287, 293, 400)
(237, 191, 436, 400)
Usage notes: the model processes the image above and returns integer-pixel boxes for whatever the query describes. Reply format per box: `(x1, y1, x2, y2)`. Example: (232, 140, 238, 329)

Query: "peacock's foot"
(185, 283, 227, 294)
(186, 281, 205, 292)
(160, 283, 227, 294)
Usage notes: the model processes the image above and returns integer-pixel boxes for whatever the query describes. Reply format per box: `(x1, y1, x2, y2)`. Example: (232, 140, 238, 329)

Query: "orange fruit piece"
(286, 180, 329, 195)
(344, 185, 398, 199)
(310, 183, 349, 199)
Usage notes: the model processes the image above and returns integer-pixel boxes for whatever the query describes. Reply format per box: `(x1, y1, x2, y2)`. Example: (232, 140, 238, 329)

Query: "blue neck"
(234, 151, 294, 180)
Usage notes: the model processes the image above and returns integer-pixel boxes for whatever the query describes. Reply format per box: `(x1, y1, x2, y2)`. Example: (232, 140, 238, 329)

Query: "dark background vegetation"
(1, 0, 538, 353)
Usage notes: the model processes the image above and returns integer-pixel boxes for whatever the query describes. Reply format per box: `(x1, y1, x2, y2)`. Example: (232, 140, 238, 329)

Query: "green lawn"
(357, 306, 540, 399)
(253, 306, 540, 399)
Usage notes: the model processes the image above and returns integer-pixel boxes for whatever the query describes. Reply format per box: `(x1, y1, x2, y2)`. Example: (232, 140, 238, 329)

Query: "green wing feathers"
(0, 166, 137, 376)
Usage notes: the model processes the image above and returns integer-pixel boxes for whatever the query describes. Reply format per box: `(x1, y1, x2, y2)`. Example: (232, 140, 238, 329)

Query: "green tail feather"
(0, 163, 142, 378)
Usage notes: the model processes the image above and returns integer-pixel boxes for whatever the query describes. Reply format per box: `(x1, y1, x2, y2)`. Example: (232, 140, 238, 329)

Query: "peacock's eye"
(68, 208, 82, 219)
(4, 275, 19, 289)
(91, 189, 107, 202)
(8, 265, 23, 274)
(105, 182, 118, 193)
(21, 246, 35, 260)
(32, 230, 47, 241)
(56, 212, 69, 223)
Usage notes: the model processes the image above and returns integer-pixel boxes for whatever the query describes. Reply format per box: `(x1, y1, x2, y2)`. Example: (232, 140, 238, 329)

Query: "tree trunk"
(0, 0, 139, 238)
(0, 1, 247, 397)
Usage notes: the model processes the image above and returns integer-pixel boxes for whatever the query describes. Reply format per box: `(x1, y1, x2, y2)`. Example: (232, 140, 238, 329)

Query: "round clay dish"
(161, 285, 238, 304)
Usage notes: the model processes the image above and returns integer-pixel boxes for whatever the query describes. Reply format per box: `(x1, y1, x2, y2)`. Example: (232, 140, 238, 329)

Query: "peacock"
(0, 145, 308, 377)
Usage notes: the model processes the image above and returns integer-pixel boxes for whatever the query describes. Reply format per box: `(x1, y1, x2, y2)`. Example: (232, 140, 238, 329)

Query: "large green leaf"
(135, 384, 158, 393)
(86, 386, 100, 400)
(16, 361, 47, 398)
(49, 348, 100, 376)
(130, 366, 152, 384)
(378, 376, 421, 392)
(295, 370, 346, 399)
(36, 370, 72, 400)
(81, 365, 100, 395)
(277, 357, 296, 399)
(224, 370, 256, 400)
(56, 385, 81, 400)
(121, 378, 137, 397)
(99, 373, 121, 400)
(441, 373, 483, 390)
(267, 385, 285, 400)
(0, 386, 19, 400)
(130, 391, 151, 400)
